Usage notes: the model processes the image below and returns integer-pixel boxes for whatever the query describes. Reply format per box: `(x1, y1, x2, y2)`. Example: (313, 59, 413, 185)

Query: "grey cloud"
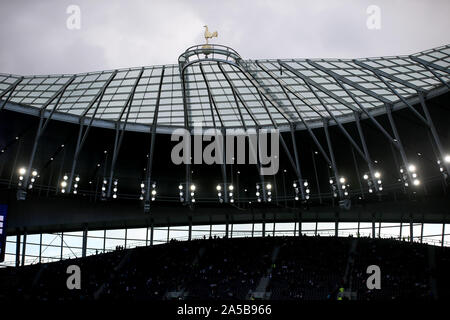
(0, 0, 449, 75)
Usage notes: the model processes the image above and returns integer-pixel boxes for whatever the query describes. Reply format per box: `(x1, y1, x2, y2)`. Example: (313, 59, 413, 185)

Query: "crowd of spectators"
(0, 235, 449, 301)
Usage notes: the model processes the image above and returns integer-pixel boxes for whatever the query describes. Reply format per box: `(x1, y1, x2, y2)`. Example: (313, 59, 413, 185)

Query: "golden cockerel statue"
(203, 25, 218, 44)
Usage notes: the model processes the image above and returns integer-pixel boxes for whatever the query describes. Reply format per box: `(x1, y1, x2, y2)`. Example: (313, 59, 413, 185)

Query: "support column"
(419, 93, 450, 174)
(251, 213, 255, 237)
(323, 119, 342, 197)
(335, 215, 339, 237)
(150, 221, 154, 246)
(262, 213, 266, 237)
(311, 151, 322, 203)
(60, 232, 63, 260)
(420, 222, 424, 244)
(351, 146, 365, 198)
(21, 231, 27, 266)
(103, 230, 106, 253)
(145, 67, 165, 210)
(82, 226, 88, 258)
(15, 233, 21, 267)
(357, 221, 360, 238)
(354, 111, 378, 191)
(386, 105, 413, 183)
(372, 215, 376, 239)
(209, 219, 212, 238)
(442, 224, 446, 247)
(298, 212, 302, 236)
(188, 216, 192, 241)
(290, 126, 305, 199)
(39, 233, 42, 263)
(225, 214, 229, 238)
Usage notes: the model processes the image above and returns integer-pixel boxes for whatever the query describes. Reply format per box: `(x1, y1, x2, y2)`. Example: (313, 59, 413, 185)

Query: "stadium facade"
(0, 44, 449, 267)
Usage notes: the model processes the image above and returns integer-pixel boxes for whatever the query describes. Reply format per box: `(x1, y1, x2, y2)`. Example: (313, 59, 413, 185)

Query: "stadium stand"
(0, 236, 448, 301)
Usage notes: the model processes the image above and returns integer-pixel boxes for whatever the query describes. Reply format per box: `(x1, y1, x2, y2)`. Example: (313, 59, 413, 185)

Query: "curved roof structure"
(0, 44, 449, 133)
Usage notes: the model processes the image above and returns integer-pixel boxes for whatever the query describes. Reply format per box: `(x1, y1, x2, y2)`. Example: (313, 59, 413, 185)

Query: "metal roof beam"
(107, 68, 145, 198)
(280, 62, 373, 164)
(218, 63, 260, 128)
(353, 64, 429, 126)
(279, 60, 360, 113)
(81, 70, 118, 118)
(199, 63, 224, 128)
(0, 77, 24, 111)
(353, 60, 425, 93)
(257, 62, 332, 166)
(238, 60, 296, 123)
(306, 60, 400, 148)
(256, 62, 324, 119)
(407, 56, 450, 89)
(307, 60, 391, 104)
(409, 55, 450, 75)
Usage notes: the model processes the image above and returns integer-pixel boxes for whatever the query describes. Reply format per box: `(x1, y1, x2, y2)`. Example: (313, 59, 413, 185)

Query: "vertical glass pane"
(232, 224, 253, 238)
(339, 222, 359, 237)
(317, 222, 335, 237)
(126, 228, 147, 248)
(170, 226, 189, 241)
(423, 224, 443, 246)
(301, 222, 316, 236)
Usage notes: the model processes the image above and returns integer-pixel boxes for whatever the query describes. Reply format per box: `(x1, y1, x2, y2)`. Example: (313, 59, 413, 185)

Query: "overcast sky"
(0, 0, 449, 75)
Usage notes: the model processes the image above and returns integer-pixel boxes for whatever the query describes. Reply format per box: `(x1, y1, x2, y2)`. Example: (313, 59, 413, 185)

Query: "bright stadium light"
(18, 167, 26, 175)
(363, 174, 369, 180)
(229, 185, 234, 191)
(339, 177, 346, 184)
(216, 185, 222, 191)
(32, 170, 38, 177)
(374, 171, 381, 179)
(266, 183, 272, 190)
(190, 184, 196, 191)
(413, 179, 421, 186)
(445, 155, 450, 163)
(408, 164, 416, 173)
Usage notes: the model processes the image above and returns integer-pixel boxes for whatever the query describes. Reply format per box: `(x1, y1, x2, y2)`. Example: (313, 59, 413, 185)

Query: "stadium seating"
(0, 236, 449, 301)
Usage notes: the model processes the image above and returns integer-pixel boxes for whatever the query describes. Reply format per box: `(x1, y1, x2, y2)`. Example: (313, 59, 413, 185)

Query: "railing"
(178, 44, 242, 72)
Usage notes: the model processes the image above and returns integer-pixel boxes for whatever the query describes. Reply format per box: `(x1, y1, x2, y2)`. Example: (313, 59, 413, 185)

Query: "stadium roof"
(0, 44, 449, 133)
